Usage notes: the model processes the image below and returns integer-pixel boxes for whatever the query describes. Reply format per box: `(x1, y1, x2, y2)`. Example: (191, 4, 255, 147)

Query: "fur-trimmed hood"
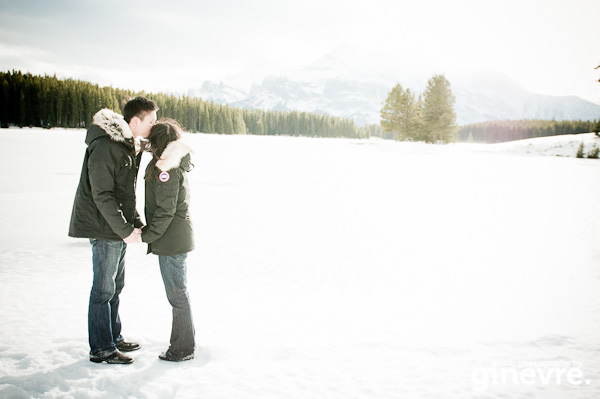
(156, 140, 194, 172)
(86, 109, 134, 146)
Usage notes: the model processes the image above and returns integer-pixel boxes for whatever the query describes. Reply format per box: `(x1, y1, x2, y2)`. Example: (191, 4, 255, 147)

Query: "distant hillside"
(459, 120, 599, 143)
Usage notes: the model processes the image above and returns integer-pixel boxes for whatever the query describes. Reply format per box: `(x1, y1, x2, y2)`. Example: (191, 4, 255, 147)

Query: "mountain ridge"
(188, 67, 600, 127)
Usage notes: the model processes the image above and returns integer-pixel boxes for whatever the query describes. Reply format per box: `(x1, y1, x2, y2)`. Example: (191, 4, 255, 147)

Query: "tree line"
(380, 75, 457, 143)
(458, 120, 600, 143)
(0, 70, 374, 139)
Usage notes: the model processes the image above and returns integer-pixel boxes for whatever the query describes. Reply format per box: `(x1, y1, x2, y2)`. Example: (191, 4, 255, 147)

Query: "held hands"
(123, 228, 142, 244)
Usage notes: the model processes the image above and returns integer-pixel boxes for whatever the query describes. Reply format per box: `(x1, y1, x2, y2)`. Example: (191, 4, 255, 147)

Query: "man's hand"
(123, 228, 142, 244)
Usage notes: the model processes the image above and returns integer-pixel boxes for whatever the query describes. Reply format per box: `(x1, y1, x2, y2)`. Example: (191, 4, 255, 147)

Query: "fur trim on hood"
(156, 140, 194, 172)
(92, 109, 134, 143)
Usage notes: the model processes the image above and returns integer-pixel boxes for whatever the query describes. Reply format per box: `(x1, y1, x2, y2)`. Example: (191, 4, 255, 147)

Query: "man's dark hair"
(122, 97, 159, 123)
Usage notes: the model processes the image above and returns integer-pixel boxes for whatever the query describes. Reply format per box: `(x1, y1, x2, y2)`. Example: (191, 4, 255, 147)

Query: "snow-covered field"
(1, 128, 600, 399)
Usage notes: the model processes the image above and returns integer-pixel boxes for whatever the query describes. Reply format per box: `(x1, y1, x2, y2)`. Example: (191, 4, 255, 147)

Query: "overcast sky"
(1, 0, 599, 103)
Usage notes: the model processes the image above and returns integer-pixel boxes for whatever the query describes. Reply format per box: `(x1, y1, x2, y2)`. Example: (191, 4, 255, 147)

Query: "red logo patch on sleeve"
(159, 171, 170, 182)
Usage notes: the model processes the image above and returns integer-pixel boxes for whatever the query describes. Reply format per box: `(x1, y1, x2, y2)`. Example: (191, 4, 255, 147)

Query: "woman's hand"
(123, 228, 142, 244)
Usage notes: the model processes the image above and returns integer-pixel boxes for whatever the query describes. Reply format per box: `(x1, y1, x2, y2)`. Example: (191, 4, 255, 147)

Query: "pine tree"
(422, 75, 457, 143)
(380, 84, 417, 141)
(410, 94, 427, 141)
(587, 143, 599, 159)
(577, 142, 585, 158)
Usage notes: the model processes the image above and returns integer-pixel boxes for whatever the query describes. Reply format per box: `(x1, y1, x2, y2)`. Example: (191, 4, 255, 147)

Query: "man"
(69, 97, 158, 364)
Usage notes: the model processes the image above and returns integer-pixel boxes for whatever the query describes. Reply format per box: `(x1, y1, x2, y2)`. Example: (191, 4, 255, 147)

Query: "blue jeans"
(159, 253, 195, 356)
(88, 239, 126, 358)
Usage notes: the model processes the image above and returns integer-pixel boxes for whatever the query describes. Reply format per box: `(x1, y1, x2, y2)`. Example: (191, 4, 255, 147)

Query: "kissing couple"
(69, 96, 195, 364)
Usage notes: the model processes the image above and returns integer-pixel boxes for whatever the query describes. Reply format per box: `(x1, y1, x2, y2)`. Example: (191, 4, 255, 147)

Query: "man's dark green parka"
(69, 109, 143, 241)
(142, 140, 195, 256)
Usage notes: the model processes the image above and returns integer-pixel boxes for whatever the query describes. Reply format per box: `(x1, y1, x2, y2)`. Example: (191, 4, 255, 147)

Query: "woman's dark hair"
(144, 118, 183, 180)
(123, 96, 159, 123)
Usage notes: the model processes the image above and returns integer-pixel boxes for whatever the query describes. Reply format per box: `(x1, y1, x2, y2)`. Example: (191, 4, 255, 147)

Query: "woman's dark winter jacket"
(142, 140, 195, 256)
(69, 109, 143, 241)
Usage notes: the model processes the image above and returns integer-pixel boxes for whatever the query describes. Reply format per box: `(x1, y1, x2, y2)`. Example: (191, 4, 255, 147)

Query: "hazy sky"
(1, 0, 599, 103)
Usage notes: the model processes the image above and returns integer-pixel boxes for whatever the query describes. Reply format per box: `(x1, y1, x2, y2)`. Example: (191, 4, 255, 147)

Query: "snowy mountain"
(187, 80, 246, 105)
(187, 51, 600, 126)
(188, 75, 393, 126)
(231, 76, 390, 127)
(451, 72, 600, 125)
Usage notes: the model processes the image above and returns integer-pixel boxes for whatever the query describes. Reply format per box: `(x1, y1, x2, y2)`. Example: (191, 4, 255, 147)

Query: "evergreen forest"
(458, 120, 599, 143)
(2, 70, 598, 144)
(0, 71, 376, 139)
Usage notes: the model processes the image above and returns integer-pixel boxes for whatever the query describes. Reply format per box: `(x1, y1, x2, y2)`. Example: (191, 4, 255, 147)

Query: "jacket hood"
(156, 140, 194, 172)
(85, 109, 134, 146)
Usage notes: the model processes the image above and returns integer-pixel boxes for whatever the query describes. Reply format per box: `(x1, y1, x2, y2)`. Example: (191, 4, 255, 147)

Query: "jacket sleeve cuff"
(119, 225, 135, 239)
(141, 226, 152, 243)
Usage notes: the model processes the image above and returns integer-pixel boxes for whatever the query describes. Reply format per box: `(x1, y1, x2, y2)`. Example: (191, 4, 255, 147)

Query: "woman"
(142, 119, 195, 362)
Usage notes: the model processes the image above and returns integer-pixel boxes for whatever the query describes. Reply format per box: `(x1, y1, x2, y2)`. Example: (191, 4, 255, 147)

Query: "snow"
(1, 128, 600, 398)
(484, 132, 600, 158)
